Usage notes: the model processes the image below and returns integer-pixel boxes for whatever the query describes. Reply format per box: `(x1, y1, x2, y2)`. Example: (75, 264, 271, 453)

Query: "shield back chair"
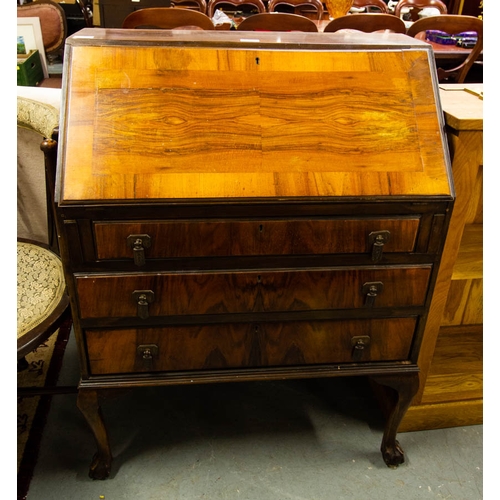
(394, 0, 447, 21)
(17, 0, 68, 61)
(351, 0, 389, 13)
(323, 12, 407, 33)
(406, 14, 483, 83)
(17, 94, 72, 391)
(122, 7, 215, 29)
(171, 0, 208, 13)
(267, 0, 324, 21)
(237, 11, 319, 31)
(207, 0, 266, 17)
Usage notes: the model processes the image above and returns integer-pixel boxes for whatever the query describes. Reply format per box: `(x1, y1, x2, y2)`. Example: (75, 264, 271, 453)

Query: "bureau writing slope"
(56, 28, 454, 479)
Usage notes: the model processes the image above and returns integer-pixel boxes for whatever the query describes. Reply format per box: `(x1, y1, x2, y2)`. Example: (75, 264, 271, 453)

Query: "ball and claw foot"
(381, 440, 406, 469)
(88, 452, 111, 480)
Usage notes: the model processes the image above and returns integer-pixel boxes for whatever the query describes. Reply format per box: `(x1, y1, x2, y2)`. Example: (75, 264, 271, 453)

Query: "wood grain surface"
(86, 317, 417, 374)
(94, 218, 420, 259)
(76, 266, 431, 318)
(59, 38, 451, 201)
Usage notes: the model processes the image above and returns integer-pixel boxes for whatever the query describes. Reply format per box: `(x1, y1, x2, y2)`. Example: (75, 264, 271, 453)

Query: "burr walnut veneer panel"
(58, 30, 451, 202)
(93, 218, 420, 259)
(86, 318, 417, 375)
(76, 267, 431, 318)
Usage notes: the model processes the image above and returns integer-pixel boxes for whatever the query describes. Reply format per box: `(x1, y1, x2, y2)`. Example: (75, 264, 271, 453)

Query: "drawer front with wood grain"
(76, 266, 431, 319)
(93, 218, 420, 262)
(86, 317, 417, 374)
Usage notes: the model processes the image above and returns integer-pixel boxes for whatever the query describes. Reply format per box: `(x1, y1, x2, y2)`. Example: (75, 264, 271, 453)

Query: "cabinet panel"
(76, 266, 431, 318)
(86, 317, 417, 374)
(93, 218, 420, 260)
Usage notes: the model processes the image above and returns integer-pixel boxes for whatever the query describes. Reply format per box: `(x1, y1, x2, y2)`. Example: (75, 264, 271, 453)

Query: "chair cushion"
(17, 241, 66, 338)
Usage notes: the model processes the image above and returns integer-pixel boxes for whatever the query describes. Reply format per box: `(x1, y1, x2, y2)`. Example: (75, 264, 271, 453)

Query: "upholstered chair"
(17, 89, 71, 375)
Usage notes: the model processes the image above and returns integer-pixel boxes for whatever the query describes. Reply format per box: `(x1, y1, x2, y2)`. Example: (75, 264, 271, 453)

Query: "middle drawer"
(76, 266, 431, 319)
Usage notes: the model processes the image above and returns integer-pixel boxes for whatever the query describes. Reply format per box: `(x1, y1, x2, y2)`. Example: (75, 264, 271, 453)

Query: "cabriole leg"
(77, 388, 112, 479)
(370, 372, 419, 468)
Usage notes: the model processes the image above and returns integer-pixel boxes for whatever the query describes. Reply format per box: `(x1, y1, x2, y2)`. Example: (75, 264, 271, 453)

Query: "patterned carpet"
(17, 319, 73, 500)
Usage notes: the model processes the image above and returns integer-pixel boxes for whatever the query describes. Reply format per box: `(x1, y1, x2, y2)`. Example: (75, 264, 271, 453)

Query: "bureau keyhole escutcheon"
(126, 234, 151, 267)
(132, 290, 155, 319)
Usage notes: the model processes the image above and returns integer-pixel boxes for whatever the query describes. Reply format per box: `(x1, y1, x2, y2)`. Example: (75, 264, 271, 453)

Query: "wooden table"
(413, 31, 482, 64)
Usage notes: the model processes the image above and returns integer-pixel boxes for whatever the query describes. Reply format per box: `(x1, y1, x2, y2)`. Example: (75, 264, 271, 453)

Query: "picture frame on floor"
(17, 17, 48, 78)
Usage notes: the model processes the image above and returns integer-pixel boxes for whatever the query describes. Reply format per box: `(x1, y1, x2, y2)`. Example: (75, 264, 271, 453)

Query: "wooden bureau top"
(57, 29, 453, 204)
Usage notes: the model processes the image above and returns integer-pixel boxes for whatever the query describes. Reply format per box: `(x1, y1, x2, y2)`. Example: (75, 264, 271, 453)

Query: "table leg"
(370, 372, 419, 468)
(77, 388, 113, 479)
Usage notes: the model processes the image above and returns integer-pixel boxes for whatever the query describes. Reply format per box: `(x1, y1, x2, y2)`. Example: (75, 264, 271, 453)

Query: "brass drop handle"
(126, 234, 151, 267)
(362, 281, 384, 308)
(132, 290, 155, 319)
(137, 344, 158, 371)
(369, 230, 391, 262)
(351, 336, 371, 361)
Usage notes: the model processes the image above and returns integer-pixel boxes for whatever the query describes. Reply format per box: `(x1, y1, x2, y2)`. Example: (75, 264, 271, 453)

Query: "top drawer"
(94, 218, 420, 262)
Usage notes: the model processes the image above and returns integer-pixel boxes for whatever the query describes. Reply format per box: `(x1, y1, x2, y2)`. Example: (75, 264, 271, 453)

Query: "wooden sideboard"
(396, 84, 483, 431)
(55, 28, 454, 479)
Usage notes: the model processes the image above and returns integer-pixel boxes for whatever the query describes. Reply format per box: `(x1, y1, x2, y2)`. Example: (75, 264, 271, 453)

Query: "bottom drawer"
(86, 318, 417, 375)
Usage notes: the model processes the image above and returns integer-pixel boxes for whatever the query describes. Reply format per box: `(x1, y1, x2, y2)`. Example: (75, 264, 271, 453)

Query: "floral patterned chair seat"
(17, 95, 70, 371)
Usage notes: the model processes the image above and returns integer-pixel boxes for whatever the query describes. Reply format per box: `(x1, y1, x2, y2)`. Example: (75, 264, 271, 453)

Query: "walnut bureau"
(55, 28, 454, 479)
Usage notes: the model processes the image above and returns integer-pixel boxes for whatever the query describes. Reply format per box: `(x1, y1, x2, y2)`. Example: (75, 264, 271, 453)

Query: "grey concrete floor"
(25, 331, 483, 499)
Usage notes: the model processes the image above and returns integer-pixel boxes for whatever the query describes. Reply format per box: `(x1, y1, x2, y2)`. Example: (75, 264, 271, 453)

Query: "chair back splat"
(237, 12, 319, 31)
(207, 0, 266, 17)
(406, 14, 483, 83)
(323, 12, 407, 33)
(122, 7, 215, 29)
(268, 0, 324, 21)
(394, 0, 447, 21)
(352, 0, 388, 13)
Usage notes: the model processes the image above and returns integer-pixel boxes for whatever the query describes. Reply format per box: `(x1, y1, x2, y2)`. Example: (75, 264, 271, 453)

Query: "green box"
(17, 50, 44, 87)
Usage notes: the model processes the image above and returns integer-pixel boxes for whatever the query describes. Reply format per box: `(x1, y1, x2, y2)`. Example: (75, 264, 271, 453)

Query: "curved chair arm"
(17, 96, 59, 140)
